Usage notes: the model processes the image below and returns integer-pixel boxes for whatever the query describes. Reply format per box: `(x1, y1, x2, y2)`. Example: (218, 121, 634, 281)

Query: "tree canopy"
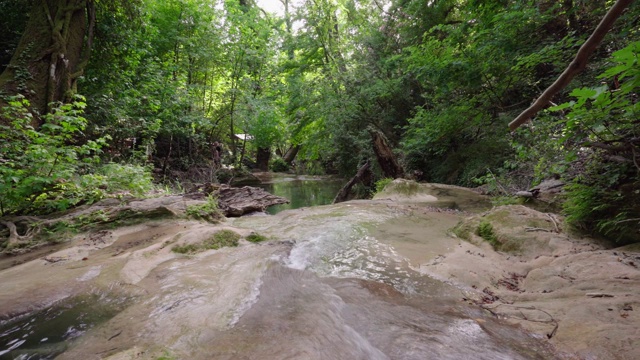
(1, 0, 639, 242)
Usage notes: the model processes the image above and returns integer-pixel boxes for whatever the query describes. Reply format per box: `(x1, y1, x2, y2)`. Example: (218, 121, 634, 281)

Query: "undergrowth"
(476, 220, 499, 248)
(185, 196, 223, 223)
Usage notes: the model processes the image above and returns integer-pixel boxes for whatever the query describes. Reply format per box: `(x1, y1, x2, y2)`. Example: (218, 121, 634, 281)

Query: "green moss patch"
(185, 197, 223, 223)
(204, 230, 241, 249)
(246, 232, 268, 243)
(171, 243, 201, 254)
(172, 229, 241, 254)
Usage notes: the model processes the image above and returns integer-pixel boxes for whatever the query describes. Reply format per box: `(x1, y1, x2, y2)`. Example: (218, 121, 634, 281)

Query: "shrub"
(549, 42, 640, 243)
(185, 196, 222, 222)
(374, 178, 393, 195)
(270, 157, 290, 172)
(0, 95, 109, 215)
(96, 163, 155, 196)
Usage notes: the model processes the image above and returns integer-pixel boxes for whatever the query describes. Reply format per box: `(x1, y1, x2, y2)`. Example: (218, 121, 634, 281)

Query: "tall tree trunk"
(256, 147, 271, 172)
(0, 0, 95, 119)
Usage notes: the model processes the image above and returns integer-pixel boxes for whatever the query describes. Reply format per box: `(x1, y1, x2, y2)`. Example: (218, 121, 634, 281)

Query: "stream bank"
(0, 179, 637, 359)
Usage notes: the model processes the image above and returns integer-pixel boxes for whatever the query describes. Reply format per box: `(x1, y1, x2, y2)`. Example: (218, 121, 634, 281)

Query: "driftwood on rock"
(214, 185, 290, 217)
(369, 129, 404, 179)
(333, 161, 371, 204)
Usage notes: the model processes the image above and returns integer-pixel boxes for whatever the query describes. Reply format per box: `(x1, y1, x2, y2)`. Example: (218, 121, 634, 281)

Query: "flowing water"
(220, 203, 559, 360)
(0, 179, 561, 359)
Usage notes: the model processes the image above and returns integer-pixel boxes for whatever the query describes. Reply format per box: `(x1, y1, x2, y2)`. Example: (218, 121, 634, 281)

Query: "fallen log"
(333, 161, 371, 204)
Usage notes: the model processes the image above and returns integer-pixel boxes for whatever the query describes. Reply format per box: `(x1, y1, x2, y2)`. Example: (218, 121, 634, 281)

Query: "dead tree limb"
(333, 161, 371, 204)
(369, 129, 404, 178)
(509, 0, 634, 131)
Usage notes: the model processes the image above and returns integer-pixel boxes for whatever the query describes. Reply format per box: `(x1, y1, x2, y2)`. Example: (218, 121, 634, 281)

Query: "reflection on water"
(0, 294, 128, 359)
(257, 177, 345, 214)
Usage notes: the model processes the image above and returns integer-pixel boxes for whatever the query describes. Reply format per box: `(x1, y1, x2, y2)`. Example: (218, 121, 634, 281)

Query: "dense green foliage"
(544, 41, 640, 243)
(0, 95, 153, 215)
(1, 0, 639, 242)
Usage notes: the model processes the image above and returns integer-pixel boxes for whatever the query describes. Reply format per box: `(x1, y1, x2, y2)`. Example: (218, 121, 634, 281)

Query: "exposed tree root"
(0, 217, 44, 248)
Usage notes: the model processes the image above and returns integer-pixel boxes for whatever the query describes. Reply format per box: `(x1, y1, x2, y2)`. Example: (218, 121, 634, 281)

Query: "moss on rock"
(452, 205, 565, 256)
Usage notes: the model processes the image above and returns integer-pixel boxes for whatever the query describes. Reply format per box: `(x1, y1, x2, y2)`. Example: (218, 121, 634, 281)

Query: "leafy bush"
(270, 157, 290, 172)
(0, 95, 161, 216)
(546, 42, 640, 243)
(96, 163, 155, 196)
(374, 178, 393, 195)
(0, 95, 109, 215)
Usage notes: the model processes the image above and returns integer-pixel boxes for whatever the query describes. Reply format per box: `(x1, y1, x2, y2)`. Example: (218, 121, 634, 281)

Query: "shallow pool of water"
(255, 176, 345, 214)
(0, 294, 129, 359)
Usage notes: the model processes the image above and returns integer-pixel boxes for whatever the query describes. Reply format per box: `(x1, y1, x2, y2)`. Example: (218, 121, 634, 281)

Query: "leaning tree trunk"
(0, 0, 95, 119)
(333, 160, 371, 204)
(283, 144, 301, 165)
(369, 129, 404, 179)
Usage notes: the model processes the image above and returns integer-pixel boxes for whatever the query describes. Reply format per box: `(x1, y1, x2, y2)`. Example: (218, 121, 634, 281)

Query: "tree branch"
(509, 0, 634, 131)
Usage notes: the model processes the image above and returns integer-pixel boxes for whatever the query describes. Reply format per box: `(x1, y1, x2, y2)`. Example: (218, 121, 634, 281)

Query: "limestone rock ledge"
(420, 205, 640, 360)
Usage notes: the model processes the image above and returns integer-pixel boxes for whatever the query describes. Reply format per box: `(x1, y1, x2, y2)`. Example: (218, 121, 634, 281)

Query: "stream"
(251, 174, 345, 214)
(0, 177, 561, 359)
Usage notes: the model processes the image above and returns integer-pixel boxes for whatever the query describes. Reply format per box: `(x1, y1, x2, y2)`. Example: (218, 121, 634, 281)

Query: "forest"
(1, 0, 639, 244)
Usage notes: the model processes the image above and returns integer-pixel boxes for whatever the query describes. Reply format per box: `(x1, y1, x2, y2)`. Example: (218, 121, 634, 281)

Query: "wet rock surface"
(0, 180, 636, 359)
(421, 205, 640, 360)
(0, 186, 288, 260)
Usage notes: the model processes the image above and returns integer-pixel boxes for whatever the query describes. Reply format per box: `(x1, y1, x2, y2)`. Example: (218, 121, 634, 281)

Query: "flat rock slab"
(76, 185, 289, 219)
(216, 185, 290, 216)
